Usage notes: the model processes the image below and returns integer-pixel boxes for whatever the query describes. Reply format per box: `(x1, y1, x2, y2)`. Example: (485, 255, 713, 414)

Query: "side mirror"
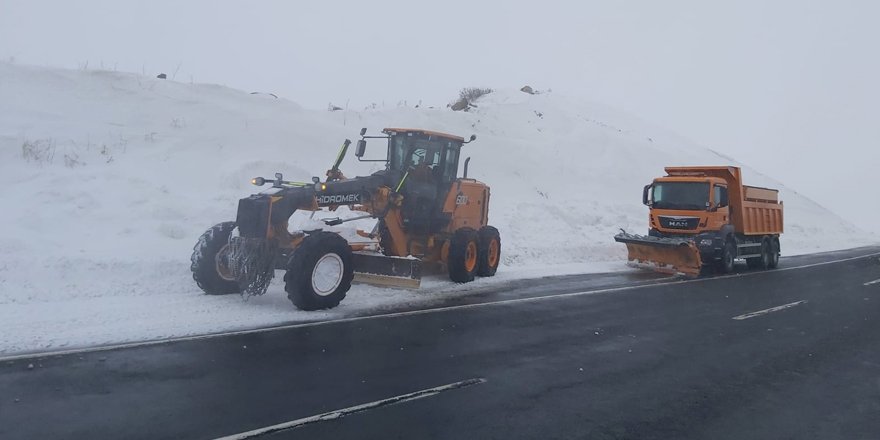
(720, 191, 729, 207)
(355, 139, 367, 158)
(642, 184, 653, 206)
(360, 127, 367, 136)
(464, 134, 477, 144)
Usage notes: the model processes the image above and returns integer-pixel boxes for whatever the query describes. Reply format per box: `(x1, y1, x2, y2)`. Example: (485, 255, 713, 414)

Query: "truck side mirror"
(360, 127, 367, 136)
(720, 190, 729, 207)
(642, 184, 653, 206)
(355, 139, 367, 158)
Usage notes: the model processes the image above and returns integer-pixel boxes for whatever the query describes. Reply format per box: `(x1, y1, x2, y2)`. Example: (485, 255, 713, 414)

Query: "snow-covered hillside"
(0, 63, 868, 354)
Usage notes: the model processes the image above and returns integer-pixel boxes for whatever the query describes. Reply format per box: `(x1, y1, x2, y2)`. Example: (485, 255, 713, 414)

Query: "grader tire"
(448, 228, 479, 283)
(477, 226, 501, 277)
(285, 232, 354, 311)
(191, 221, 241, 295)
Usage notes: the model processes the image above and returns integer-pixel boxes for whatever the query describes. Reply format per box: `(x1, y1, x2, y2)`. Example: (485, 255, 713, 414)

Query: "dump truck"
(615, 166, 783, 276)
(191, 128, 501, 310)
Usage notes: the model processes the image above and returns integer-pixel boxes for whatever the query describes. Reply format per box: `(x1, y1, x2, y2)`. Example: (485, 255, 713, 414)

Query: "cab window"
(714, 185, 728, 207)
(441, 146, 460, 181)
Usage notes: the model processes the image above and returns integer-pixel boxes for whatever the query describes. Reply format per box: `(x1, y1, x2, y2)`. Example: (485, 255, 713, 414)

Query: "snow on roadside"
(0, 62, 871, 354)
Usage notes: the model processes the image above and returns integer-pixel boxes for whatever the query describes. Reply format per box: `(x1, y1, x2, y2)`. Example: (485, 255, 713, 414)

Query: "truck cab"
(644, 176, 731, 236)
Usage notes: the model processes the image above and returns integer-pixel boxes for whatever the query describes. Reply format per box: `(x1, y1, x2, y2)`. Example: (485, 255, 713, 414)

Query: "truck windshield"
(652, 182, 710, 210)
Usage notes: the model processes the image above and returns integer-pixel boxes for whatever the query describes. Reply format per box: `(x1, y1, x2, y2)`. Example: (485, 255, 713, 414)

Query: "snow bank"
(0, 63, 869, 354)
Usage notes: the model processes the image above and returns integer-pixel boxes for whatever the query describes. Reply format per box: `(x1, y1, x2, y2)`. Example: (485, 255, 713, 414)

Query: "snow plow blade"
(614, 232, 703, 277)
(352, 252, 422, 289)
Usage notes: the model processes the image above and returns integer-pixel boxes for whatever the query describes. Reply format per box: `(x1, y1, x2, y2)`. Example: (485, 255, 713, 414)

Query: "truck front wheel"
(717, 239, 736, 274)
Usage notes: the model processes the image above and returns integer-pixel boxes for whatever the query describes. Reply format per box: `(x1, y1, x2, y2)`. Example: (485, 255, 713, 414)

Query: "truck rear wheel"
(284, 232, 354, 311)
(448, 227, 479, 283)
(746, 238, 771, 270)
(768, 238, 780, 269)
(191, 221, 241, 295)
(477, 226, 501, 277)
(760, 239, 773, 269)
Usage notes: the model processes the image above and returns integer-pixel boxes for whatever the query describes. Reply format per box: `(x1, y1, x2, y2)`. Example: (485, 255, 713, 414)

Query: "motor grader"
(191, 128, 501, 310)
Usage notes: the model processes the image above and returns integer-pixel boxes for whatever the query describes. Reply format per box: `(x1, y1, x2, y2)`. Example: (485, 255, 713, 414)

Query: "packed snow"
(0, 62, 870, 354)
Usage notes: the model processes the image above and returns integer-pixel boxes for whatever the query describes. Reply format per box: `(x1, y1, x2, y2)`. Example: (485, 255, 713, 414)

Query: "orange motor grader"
(191, 128, 501, 310)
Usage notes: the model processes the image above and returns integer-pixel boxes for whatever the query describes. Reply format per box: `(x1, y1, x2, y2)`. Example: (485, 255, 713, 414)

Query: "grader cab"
(191, 128, 501, 310)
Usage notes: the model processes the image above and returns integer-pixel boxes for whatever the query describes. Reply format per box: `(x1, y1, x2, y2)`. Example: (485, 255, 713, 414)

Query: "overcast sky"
(1, 0, 877, 231)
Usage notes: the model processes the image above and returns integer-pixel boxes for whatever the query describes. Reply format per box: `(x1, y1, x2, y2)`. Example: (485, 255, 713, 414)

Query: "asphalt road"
(2, 246, 879, 440)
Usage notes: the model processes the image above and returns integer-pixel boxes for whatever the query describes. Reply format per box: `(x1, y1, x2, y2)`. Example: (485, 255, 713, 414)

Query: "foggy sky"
(1, 0, 877, 231)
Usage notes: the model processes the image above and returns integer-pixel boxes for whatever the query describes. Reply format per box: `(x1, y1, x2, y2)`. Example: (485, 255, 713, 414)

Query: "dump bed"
(742, 185, 783, 235)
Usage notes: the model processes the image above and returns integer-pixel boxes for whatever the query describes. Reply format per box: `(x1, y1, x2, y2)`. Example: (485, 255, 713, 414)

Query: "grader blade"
(352, 252, 422, 289)
(614, 232, 703, 277)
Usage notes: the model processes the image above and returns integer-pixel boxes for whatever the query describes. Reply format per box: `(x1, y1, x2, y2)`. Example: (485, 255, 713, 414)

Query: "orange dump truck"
(614, 166, 783, 276)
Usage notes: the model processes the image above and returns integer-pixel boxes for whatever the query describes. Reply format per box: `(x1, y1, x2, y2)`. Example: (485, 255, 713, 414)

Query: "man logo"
(668, 220, 689, 228)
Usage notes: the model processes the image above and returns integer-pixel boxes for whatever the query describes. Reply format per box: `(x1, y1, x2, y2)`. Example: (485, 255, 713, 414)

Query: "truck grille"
(658, 216, 700, 230)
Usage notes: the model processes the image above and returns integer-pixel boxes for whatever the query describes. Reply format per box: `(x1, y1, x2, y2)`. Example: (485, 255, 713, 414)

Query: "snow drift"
(0, 62, 867, 354)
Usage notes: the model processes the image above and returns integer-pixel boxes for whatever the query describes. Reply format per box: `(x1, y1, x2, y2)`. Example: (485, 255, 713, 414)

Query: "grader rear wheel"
(477, 226, 501, 277)
(448, 228, 479, 283)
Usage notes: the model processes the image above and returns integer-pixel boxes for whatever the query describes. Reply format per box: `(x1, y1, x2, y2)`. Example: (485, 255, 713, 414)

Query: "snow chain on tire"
(227, 237, 277, 298)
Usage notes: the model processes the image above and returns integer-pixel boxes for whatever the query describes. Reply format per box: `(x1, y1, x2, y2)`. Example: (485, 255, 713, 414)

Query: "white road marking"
(213, 378, 486, 439)
(732, 300, 807, 320)
(864, 278, 880, 286)
(2, 250, 879, 363)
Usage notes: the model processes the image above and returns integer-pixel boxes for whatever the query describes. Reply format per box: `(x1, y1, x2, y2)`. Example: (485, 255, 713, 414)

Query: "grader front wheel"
(285, 232, 354, 311)
(191, 221, 241, 295)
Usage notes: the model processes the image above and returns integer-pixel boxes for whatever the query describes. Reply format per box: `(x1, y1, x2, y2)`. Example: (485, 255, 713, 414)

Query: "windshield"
(388, 135, 460, 180)
(652, 182, 709, 210)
